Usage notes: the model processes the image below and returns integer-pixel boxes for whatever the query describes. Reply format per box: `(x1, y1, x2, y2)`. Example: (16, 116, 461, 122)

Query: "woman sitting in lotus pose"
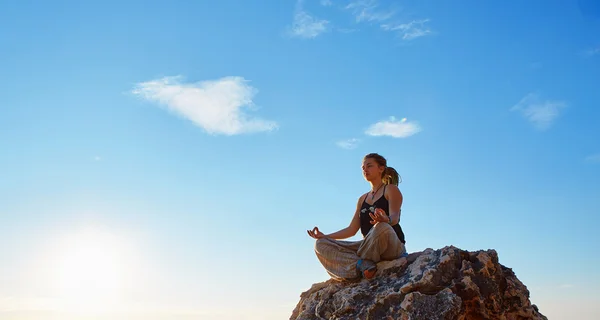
(307, 153, 407, 281)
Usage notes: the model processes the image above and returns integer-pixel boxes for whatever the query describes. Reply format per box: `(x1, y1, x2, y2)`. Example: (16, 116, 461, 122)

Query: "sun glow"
(48, 227, 134, 314)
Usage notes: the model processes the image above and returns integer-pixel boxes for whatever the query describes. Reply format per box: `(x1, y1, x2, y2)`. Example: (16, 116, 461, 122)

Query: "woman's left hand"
(369, 208, 389, 224)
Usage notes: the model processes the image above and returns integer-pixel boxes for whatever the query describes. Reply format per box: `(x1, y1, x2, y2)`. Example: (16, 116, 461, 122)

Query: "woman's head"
(362, 153, 401, 185)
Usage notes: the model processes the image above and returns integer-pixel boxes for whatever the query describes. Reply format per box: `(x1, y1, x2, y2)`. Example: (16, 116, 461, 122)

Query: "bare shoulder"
(385, 184, 402, 197)
(357, 192, 368, 204)
(386, 184, 401, 193)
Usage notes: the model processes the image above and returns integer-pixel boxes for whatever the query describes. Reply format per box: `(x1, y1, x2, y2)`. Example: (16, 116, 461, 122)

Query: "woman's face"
(362, 158, 383, 182)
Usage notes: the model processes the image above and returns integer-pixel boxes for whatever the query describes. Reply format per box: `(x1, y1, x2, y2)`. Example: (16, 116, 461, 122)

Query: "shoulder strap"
(361, 192, 369, 205)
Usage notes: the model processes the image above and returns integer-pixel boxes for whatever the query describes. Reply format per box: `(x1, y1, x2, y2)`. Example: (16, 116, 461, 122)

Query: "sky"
(1, 0, 599, 319)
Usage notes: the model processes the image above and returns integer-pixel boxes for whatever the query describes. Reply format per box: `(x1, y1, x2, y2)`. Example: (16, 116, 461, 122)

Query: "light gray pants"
(314, 222, 406, 281)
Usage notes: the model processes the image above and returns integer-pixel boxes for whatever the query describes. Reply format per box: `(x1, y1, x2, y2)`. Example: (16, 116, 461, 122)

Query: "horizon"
(1, 1, 599, 319)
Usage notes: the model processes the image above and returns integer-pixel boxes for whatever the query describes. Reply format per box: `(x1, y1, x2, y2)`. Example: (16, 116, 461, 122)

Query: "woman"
(307, 153, 407, 281)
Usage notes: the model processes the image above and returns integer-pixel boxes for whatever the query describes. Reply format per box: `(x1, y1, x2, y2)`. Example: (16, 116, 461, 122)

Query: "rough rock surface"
(290, 246, 547, 320)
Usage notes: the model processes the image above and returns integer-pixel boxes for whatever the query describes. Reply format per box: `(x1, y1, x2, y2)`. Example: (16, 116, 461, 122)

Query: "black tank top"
(359, 185, 406, 244)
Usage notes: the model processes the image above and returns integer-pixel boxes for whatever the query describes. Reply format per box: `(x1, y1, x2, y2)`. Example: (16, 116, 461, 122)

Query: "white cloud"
(289, 1, 329, 39)
(510, 93, 567, 131)
(365, 116, 422, 138)
(132, 76, 278, 135)
(381, 19, 432, 40)
(93, 156, 101, 161)
(344, 1, 432, 40)
(287, 0, 432, 40)
(336, 138, 360, 149)
(585, 154, 600, 163)
(346, 0, 395, 22)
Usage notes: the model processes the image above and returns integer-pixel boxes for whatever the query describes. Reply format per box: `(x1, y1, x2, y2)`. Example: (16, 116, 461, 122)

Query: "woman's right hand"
(307, 226, 326, 239)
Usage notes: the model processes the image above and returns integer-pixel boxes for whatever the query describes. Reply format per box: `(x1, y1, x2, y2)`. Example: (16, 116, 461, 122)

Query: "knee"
(314, 237, 328, 252)
(373, 222, 393, 232)
(372, 222, 395, 236)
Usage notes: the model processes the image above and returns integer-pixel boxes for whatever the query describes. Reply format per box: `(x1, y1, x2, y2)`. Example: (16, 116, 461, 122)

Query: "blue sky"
(1, 0, 599, 319)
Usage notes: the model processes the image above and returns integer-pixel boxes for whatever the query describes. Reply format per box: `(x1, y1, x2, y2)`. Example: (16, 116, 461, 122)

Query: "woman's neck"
(370, 182, 384, 192)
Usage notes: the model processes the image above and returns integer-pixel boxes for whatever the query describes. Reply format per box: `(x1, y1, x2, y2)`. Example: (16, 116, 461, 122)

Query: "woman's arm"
(322, 195, 364, 240)
(386, 184, 403, 225)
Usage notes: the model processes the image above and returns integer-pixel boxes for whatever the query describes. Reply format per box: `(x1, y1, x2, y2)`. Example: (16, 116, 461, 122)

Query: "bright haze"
(1, 0, 599, 319)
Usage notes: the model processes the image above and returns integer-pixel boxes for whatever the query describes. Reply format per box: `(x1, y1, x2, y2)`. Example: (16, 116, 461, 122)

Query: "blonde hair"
(363, 153, 402, 185)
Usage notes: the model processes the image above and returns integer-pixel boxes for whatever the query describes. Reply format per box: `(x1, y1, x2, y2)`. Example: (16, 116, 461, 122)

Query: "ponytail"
(382, 167, 401, 185)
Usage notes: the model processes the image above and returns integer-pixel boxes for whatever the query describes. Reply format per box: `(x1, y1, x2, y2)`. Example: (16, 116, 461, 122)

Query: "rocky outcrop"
(291, 246, 547, 320)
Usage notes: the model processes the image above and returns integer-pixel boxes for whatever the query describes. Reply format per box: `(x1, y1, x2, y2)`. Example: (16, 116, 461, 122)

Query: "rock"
(290, 246, 547, 320)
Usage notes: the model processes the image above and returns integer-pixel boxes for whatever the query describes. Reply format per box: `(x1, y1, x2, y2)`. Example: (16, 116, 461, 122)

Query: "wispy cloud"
(93, 156, 101, 161)
(585, 154, 600, 164)
(365, 116, 422, 138)
(132, 76, 278, 135)
(381, 19, 432, 40)
(336, 138, 360, 149)
(510, 93, 567, 131)
(288, 0, 431, 40)
(344, 1, 432, 40)
(289, 1, 329, 39)
(346, 0, 395, 22)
